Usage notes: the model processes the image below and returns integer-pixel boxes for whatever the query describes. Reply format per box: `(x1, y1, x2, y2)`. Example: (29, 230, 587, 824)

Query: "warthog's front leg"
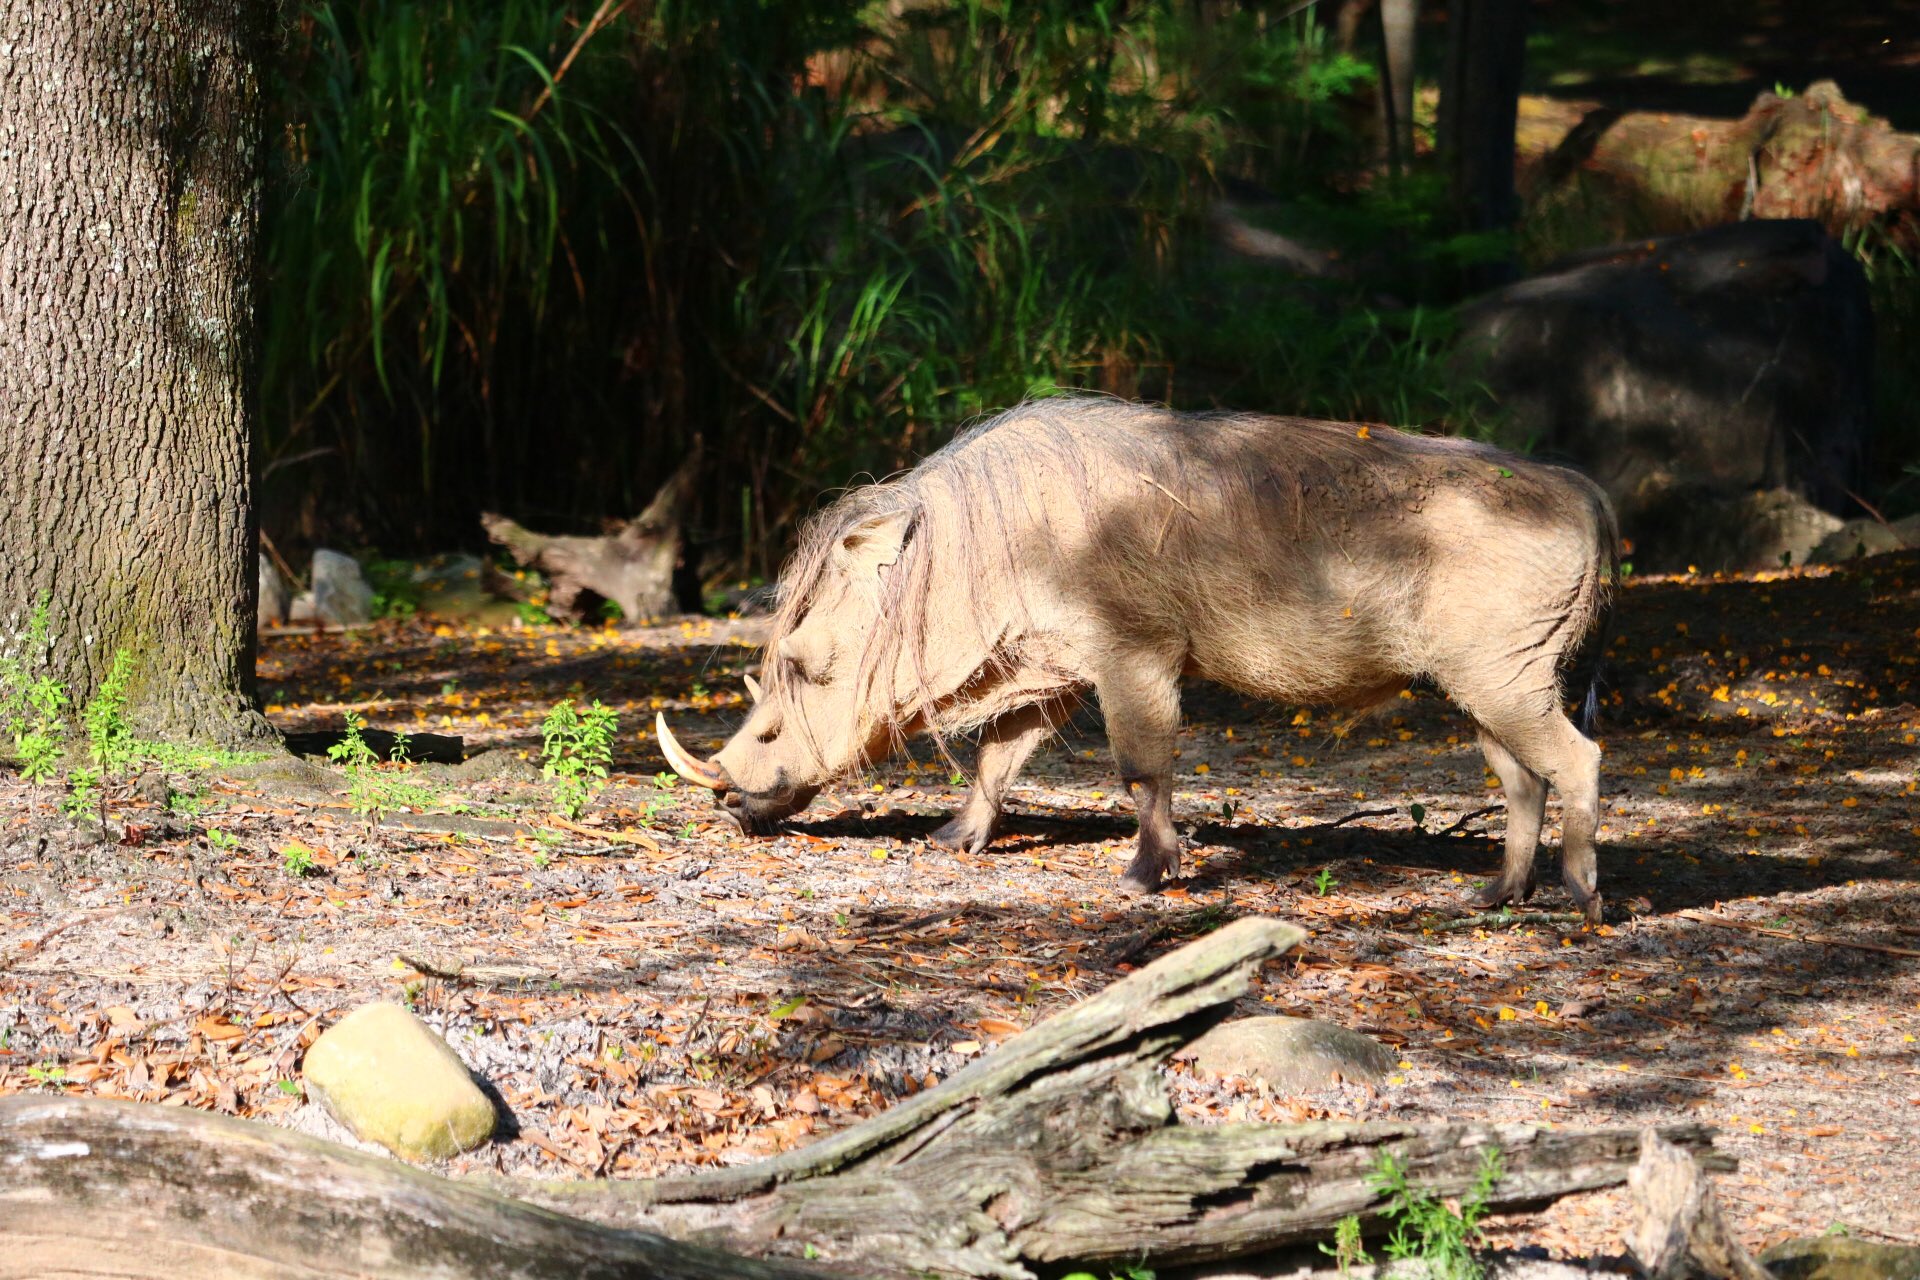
(1476, 730, 1545, 909)
(1094, 661, 1183, 893)
(931, 697, 1079, 856)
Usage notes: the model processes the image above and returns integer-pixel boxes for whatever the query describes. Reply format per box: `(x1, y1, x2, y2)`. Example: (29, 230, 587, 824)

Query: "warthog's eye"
(756, 722, 780, 744)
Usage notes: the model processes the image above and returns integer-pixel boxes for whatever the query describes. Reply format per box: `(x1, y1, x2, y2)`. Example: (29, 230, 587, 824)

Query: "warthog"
(659, 400, 1618, 920)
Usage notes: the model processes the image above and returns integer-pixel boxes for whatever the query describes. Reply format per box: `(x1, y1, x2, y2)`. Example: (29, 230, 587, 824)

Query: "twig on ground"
(1427, 910, 1585, 934)
(0, 906, 143, 972)
(1434, 804, 1501, 837)
(1321, 807, 1398, 828)
(546, 815, 661, 850)
(1676, 909, 1920, 959)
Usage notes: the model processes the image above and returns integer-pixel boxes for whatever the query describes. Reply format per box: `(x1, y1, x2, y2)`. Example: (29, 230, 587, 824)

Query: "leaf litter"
(3, 554, 1918, 1255)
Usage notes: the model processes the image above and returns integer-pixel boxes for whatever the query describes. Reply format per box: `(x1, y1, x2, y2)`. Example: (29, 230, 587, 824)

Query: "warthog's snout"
(657, 711, 818, 835)
(716, 777, 819, 836)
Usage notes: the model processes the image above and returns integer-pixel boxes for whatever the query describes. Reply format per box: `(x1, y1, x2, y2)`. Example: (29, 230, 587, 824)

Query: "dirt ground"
(4, 551, 1917, 1261)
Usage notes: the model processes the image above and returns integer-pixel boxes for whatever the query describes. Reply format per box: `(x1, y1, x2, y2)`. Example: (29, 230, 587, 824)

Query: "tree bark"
(1437, 0, 1527, 286)
(0, 918, 1731, 1280)
(1376, 0, 1417, 175)
(0, 1, 271, 746)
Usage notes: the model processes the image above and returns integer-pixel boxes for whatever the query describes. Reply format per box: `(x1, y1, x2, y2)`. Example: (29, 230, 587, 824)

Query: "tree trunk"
(0, 919, 1731, 1279)
(1376, 0, 1417, 175)
(1437, 0, 1527, 287)
(0, 1, 270, 746)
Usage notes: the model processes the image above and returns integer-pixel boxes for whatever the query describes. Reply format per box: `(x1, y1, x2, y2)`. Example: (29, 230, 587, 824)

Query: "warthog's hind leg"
(1467, 699, 1604, 924)
(1093, 662, 1183, 893)
(1475, 730, 1545, 909)
(930, 698, 1078, 856)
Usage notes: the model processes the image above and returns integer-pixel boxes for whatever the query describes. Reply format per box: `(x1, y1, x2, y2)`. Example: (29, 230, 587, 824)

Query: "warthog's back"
(920, 400, 1617, 709)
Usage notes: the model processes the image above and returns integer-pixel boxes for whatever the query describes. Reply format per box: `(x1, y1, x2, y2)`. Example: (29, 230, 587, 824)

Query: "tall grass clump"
(264, 1, 1474, 570)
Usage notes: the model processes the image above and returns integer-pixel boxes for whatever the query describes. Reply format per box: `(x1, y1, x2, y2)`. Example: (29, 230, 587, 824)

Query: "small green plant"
(327, 712, 379, 771)
(328, 714, 429, 824)
(276, 1078, 304, 1097)
(61, 766, 100, 819)
(1368, 1146, 1503, 1280)
(26, 1061, 66, 1087)
(1313, 867, 1340, 896)
(516, 600, 555, 627)
(1320, 1214, 1373, 1277)
(206, 827, 240, 851)
(652, 771, 677, 791)
(82, 647, 139, 778)
(2, 601, 68, 800)
(282, 843, 318, 878)
(541, 698, 619, 819)
(1409, 802, 1427, 830)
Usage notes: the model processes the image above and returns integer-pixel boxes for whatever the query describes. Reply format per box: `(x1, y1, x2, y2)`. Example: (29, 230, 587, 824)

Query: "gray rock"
(1762, 1237, 1920, 1280)
(1185, 1016, 1397, 1091)
(310, 549, 373, 626)
(1456, 219, 1870, 572)
(257, 554, 289, 627)
(1811, 512, 1920, 564)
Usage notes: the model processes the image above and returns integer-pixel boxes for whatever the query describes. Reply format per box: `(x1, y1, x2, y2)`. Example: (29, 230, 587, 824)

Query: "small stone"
(310, 549, 374, 626)
(302, 1002, 495, 1161)
(1185, 1016, 1396, 1092)
(257, 554, 289, 627)
(132, 769, 172, 807)
(1761, 1238, 1920, 1280)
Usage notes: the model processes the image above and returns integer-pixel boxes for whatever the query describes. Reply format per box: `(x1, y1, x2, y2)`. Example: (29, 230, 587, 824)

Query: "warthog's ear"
(834, 510, 912, 582)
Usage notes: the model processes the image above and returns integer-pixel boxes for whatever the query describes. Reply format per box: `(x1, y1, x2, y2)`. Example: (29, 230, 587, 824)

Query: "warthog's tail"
(1568, 498, 1622, 740)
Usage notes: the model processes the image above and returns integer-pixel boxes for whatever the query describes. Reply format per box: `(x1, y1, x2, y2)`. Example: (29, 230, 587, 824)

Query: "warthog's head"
(658, 500, 961, 834)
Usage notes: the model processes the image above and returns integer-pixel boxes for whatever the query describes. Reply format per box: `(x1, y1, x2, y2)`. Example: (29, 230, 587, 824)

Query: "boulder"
(1455, 219, 1872, 572)
(1761, 1237, 1920, 1280)
(256, 554, 289, 627)
(301, 1001, 495, 1162)
(310, 549, 374, 626)
(1182, 1016, 1396, 1092)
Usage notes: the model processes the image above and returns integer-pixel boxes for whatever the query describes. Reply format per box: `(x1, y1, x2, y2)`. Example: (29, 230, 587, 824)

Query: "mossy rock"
(1761, 1237, 1920, 1280)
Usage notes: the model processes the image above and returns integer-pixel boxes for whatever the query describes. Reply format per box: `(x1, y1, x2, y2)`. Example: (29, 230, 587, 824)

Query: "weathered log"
(282, 727, 465, 764)
(481, 445, 701, 624)
(1518, 81, 1920, 235)
(0, 919, 1731, 1280)
(0, 1094, 822, 1280)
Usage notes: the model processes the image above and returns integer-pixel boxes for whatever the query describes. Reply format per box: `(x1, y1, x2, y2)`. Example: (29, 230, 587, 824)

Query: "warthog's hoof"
(1475, 872, 1536, 911)
(1119, 841, 1179, 894)
(929, 811, 995, 856)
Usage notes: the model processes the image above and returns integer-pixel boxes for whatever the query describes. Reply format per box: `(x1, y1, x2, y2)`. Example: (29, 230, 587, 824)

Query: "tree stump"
(481, 446, 702, 624)
(0, 919, 1731, 1279)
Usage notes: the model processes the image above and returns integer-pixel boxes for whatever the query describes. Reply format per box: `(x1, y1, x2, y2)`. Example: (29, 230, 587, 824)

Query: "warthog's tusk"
(743, 673, 763, 704)
(655, 714, 727, 790)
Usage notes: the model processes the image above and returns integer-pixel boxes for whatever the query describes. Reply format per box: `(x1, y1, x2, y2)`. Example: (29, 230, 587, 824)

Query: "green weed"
(81, 647, 138, 778)
(283, 843, 319, 878)
(1368, 1145, 1503, 1280)
(542, 698, 618, 818)
(1314, 867, 1340, 896)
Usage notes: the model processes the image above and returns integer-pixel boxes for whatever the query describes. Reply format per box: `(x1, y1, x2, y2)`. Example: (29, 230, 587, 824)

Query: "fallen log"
(1518, 80, 1920, 236)
(282, 727, 464, 764)
(0, 918, 1730, 1279)
(481, 444, 701, 625)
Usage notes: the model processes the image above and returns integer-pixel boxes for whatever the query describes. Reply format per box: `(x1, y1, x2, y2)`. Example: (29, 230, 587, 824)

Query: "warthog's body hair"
(700, 399, 1619, 920)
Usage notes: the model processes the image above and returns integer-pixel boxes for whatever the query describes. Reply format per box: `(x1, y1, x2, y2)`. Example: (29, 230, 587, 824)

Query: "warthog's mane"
(758, 397, 1603, 772)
